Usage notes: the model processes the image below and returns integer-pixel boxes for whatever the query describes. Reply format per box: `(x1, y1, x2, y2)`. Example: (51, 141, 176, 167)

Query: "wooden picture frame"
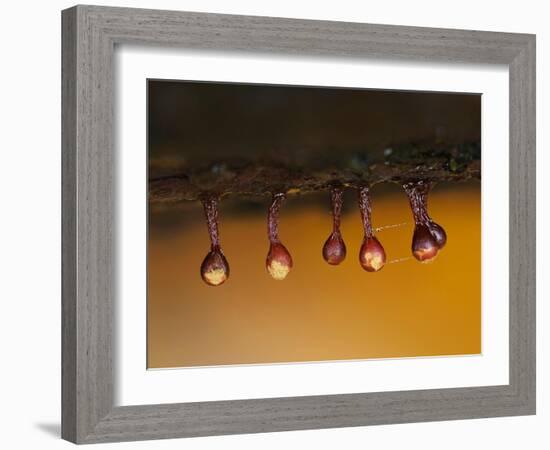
(62, 4, 536, 444)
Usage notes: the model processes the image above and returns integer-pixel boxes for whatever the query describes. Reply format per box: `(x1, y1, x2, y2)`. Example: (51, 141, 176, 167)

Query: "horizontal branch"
(149, 142, 480, 203)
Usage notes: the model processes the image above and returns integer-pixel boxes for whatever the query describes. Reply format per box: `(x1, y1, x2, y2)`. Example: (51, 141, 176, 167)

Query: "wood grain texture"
(61, 4, 536, 444)
(61, 7, 77, 443)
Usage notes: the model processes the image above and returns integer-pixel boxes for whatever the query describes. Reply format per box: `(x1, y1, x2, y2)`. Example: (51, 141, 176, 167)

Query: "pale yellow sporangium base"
(203, 268, 227, 286)
(267, 260, 291, 280)
(365, 253, 385, 271)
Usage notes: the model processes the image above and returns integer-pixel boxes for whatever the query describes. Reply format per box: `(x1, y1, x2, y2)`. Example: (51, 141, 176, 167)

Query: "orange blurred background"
(147, 181, 480, 368)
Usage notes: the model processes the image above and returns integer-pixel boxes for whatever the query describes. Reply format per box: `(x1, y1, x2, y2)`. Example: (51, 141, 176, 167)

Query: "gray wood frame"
(62, 4, 536, 444)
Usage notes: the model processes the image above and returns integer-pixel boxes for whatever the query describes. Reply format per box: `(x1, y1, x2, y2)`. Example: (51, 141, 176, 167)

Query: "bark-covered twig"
(149, 142, 480, 204)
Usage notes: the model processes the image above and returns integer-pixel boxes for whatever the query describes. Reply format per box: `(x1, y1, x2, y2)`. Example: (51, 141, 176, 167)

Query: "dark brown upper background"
(148, 80, 481, 179)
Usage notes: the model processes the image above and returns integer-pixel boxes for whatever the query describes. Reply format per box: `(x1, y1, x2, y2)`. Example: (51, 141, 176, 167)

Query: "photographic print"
(147, 80, 481, 369)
